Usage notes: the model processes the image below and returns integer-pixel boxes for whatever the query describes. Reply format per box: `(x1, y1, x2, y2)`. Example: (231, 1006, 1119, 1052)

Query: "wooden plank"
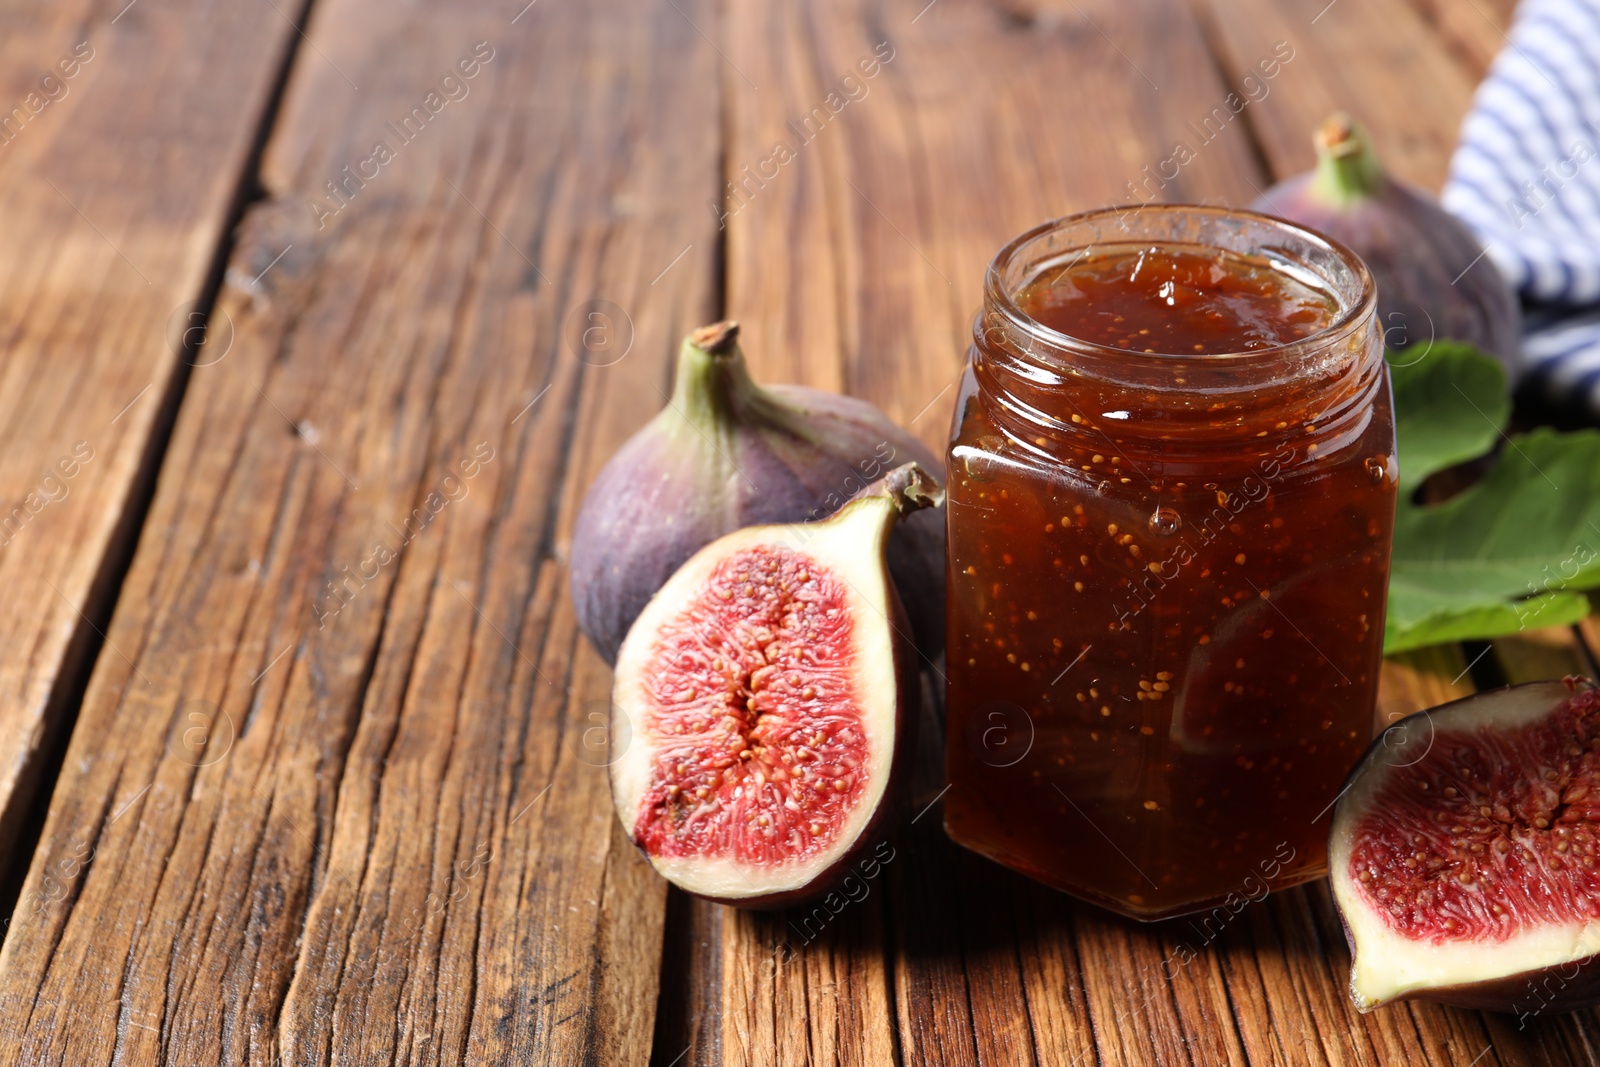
(719, 0, 1279, 1063)
(1493, 626, 1592, 684)
(0, 0, 721, 1061)
(0, 0, 304, 879)
(1574, 614, 1600, 679)
(1192, 0, 1479, 192)
(1377, 646, 1474, 727)
(1405, 0, 1517, 79)
(724, 0, 1260, 439)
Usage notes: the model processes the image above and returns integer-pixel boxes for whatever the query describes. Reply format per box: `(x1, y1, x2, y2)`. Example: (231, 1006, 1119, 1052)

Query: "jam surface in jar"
(945, 225, 1396, 920)
(1020, 246, 1336, 354)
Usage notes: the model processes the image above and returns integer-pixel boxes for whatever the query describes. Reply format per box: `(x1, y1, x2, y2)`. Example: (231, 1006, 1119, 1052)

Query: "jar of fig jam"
(944, 205, 1395, 920)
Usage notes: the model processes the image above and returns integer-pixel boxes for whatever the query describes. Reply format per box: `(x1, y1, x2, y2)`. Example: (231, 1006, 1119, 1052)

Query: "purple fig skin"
(1251, 113, 1521, 370)
(570, 320, 947, 666)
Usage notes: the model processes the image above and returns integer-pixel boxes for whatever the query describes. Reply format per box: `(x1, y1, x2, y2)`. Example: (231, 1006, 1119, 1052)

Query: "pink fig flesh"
(609, 464, 936, 906)
(1330, 678, 1600, 1014)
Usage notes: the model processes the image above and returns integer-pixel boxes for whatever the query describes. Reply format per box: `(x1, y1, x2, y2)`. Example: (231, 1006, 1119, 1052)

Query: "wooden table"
(0, 0, 1592, 1062)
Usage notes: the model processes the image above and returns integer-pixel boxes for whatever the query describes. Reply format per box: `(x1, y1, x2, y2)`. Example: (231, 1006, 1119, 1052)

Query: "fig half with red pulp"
(609, 463, 939, 906)
(1331, 678, 1600, 1014)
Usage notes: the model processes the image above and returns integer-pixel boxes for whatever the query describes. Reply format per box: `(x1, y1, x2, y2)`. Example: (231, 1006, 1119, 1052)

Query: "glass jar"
(943, 205, 1396, 920)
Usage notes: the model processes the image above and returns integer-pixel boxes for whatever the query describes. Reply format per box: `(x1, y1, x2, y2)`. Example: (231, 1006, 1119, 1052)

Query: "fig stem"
(825, 462, 944, 543)
(871, 462, 945, 514)
(1310, 112, 1384, 207)
(672, 320, 763, 433)
(690, 319, 741, 354)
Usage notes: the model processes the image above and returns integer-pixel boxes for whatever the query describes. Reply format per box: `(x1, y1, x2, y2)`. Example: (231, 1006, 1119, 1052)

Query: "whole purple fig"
(570, 320, 946, 666)
(1251, 113, 1520, 369)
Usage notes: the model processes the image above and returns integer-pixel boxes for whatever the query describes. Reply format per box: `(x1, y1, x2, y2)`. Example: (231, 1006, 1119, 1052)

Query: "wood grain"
(0, 0, 304, 881)
(1405, 0, 1518, 79)
(723, 0, 1262, 449)
(1574, 615, 1600, 678)
(0, 0, 721, 1061)
(1192, 0, 1480, 192)
(1377, 646, 1474, 728)
(1492, 626, 1593, 685)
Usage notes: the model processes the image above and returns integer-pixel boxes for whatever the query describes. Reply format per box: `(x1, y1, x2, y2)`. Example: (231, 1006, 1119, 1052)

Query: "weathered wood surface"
(0, 0, 303, 877)
(0, 0, 717, 1061)
(0, 0, 1596, 1064)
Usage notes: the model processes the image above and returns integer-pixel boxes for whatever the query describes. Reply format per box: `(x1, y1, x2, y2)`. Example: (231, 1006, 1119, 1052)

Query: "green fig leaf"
(1382, 587, 1589, 654)
(1385, 344, 1600, 652)
(1387, 342, 1508, 488)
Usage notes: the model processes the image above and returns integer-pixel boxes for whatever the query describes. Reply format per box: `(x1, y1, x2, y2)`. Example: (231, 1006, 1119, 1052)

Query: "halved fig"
(1330, 678, 1600, 1014)
(609, 463, 939, 907)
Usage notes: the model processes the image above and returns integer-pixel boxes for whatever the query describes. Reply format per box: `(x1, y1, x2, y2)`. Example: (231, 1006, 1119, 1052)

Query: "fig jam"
(945, 208, 1396, 920)
(1020, 246, 1337, 354)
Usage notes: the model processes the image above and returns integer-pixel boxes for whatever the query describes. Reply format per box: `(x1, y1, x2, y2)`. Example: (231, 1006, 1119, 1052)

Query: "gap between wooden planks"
(0, 0, 721, 1062)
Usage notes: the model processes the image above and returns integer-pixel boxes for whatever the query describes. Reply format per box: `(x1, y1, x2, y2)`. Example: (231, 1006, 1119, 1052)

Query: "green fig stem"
(1309, 113, 1384, 207)
(671, 320, 766, 434)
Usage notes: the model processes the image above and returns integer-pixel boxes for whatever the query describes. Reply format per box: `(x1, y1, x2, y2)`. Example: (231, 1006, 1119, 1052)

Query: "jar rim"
(982, 204, 1377, 371)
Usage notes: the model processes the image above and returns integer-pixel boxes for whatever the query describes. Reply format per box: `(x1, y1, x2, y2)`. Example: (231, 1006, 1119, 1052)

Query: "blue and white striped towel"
(1442, 0, 1600, 417)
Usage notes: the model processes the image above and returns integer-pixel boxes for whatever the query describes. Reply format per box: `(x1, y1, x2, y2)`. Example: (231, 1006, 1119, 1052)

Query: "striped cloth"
(1442, 0, 1600, 416)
